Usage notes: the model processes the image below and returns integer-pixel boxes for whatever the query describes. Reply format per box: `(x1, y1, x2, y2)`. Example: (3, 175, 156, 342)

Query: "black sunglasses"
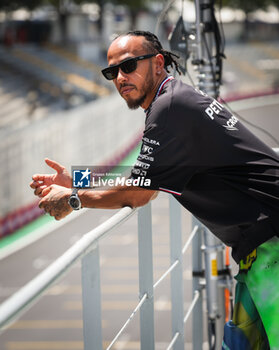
(101, 54, 156, 80)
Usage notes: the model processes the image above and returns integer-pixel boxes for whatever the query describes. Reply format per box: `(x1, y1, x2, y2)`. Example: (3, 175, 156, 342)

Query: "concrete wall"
(0, 94, 145, 219)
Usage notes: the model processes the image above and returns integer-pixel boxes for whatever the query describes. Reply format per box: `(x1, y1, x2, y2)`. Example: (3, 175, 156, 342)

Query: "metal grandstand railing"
(0, 196, 216, 349)
(0, 147, 278, 349)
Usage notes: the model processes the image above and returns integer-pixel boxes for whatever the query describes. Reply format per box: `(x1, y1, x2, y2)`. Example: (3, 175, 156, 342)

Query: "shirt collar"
(155, 75, 174, 99)
(144, 75, 174, 114)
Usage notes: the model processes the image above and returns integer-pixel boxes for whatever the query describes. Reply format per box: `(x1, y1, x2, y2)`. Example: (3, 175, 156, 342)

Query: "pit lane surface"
(0, 96, 278, 350)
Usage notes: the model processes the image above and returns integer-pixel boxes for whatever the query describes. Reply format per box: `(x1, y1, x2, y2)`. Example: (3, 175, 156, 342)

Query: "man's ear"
(155, 54, 165, 73)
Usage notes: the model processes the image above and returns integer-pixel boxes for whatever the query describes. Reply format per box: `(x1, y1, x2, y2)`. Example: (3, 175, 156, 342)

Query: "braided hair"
(115, 30, 181, 75)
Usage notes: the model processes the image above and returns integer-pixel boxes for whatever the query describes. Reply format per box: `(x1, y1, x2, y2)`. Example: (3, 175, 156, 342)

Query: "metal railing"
(0, 196, 220, 349)
(0, 147, 278, 349)
(0, 206, 136, 332)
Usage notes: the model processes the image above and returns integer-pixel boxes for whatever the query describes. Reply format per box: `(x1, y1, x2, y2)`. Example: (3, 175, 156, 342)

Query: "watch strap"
(72, 188, 79, 196)
(69, 188, 81, 210)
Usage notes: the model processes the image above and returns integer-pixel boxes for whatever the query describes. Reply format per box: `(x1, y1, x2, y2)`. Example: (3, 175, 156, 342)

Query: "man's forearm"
(78, 185, 157, 209)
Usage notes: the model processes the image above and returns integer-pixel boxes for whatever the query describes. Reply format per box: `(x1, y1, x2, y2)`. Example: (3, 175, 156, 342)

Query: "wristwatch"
(68, 188, 82, 210)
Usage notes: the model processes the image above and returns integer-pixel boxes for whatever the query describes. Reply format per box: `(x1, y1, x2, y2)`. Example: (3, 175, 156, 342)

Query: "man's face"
(107, 35, 158, 110)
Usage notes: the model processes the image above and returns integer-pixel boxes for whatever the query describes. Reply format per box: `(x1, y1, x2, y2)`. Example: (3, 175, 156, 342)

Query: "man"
(31, 31, 279, 349)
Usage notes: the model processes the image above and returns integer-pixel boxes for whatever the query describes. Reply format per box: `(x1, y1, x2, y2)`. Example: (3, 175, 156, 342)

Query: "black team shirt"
(131, 77, 279, 263)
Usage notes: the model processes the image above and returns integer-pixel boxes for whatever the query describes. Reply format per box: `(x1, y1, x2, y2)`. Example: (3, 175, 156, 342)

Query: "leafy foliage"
(111, 0, 148, 10)
(0, 0, 43, 11)
(0, 0, 149, 11)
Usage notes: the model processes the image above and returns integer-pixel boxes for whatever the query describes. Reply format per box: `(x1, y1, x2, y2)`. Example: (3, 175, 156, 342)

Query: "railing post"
(203, 228, 225, 349)
(82, 244, 103, 350)
(169, 196, 185, 349)
(192, 217, 204, 350)
(137, 203, 155, 350)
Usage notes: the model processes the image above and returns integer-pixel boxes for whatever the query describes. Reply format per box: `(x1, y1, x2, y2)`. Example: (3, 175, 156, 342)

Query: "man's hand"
(39, 185, 73, 220)
(30, 158, 72, 198)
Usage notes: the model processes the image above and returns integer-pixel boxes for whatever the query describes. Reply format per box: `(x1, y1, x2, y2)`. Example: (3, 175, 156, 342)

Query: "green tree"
(269, 0, 279, 8)
(0, 0, 43, 11)
(221, 0, 271, 13)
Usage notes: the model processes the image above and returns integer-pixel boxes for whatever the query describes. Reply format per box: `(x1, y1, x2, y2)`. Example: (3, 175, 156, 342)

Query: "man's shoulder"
(157, 79, 213, 117)
(172, 79, 212, 107)
(145, 79, 211, 130)
(163, 78, 198, 101)
(147, 80, 192, 115)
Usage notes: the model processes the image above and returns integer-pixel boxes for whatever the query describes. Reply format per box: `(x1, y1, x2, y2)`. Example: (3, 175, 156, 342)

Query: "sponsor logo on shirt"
(141, 144, 153, 155)
(205, 99, 224, 120)
(135, 160, 150, 170)
(138, 154, 154, 162)
(131, 168, 147, 176)
(142, 137, 160, 146)
(223, 115, 239, 131)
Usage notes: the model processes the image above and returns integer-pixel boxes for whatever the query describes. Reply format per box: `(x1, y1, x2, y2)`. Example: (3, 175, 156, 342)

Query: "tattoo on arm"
(48, 191, 71, 216)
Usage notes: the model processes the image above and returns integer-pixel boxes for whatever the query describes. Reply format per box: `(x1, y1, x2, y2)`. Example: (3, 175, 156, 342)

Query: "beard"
(126, 93, 147, 110)
(124, 65, 155, 110)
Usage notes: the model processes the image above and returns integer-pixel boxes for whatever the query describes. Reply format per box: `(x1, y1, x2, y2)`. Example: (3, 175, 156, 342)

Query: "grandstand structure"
(0, 42, 145, 240)
(0, 43, 111, 130)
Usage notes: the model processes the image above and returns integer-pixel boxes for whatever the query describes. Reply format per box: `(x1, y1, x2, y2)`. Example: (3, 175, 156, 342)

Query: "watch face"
(69, 196, 81, 210)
